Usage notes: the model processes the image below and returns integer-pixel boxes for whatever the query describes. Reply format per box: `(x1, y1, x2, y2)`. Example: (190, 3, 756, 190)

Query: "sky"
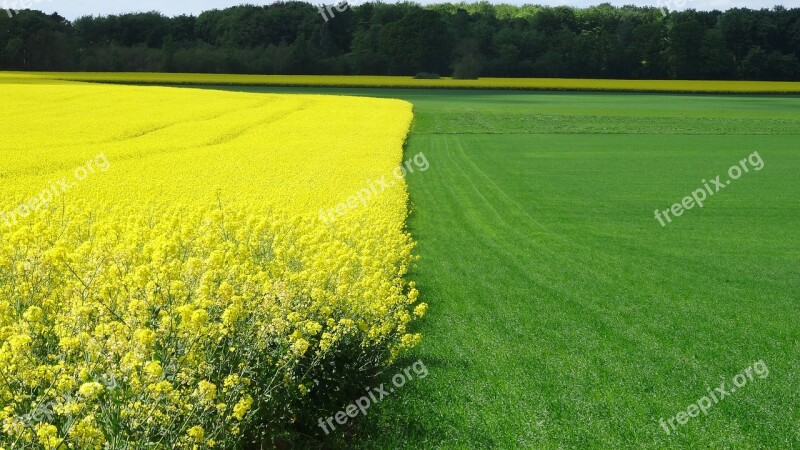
(3, 0, 794, 20)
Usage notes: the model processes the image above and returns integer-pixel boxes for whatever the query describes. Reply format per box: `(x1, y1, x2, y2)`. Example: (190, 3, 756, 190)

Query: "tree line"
(1, 2, 798, 80)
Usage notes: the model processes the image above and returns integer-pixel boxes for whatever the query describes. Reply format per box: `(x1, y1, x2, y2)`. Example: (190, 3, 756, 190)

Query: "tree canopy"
(1, 2, 798, 80)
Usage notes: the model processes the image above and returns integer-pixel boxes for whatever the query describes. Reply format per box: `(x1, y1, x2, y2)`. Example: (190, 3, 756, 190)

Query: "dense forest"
(1, 2, 799, 80)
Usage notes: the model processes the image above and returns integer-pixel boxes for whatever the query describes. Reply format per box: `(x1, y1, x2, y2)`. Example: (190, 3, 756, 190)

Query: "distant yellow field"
(3, 71, 800, 93)
(0, 76, 423, 448)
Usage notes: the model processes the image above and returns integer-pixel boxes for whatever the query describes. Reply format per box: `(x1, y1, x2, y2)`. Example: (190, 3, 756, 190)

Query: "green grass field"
(213, 87, 800, 448)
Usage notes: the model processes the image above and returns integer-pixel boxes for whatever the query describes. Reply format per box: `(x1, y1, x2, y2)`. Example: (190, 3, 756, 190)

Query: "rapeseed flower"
(0, 77, 424, 448)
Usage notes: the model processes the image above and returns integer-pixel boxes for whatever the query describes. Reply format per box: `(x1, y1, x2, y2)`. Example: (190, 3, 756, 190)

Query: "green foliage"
(0, 3, 798, 80)
(233, 87, 800, 448)
(451, 54, 481, 79)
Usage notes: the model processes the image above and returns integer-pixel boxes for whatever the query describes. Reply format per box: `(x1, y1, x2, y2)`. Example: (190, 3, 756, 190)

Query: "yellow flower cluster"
(0, 77, 425, 448)
(4, 71, 800, 94)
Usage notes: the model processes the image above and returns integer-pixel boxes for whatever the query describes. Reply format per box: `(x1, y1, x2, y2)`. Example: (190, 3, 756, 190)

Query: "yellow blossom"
(0, 77, 424, 449)
(231, 395, 253, 421)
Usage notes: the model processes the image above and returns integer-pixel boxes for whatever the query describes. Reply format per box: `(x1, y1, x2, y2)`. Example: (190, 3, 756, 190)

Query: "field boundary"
(4, 72, 800, 94)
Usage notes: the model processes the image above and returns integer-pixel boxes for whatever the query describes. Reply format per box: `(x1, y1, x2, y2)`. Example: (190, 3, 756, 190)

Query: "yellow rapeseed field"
(0, 77, 423, 448)
(3, 71, 800, 93)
